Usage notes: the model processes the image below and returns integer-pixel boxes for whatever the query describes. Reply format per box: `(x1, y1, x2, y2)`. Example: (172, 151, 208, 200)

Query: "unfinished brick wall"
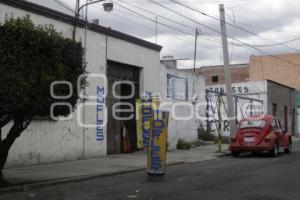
(200, 64, 249, 86)
(249, 53, 300, 90)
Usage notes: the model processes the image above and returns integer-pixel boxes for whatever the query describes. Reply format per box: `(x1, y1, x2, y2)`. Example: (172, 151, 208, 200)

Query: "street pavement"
(1, 142, 300, 200)
(2, 143, 228, 186)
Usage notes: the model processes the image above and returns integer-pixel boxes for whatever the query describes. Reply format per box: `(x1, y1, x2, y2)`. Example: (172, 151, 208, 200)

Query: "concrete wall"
(267, 81, 296, 135)
(160, 65, 205, 149)
(204, 80, 268, 137)
(0, 2, 161, 167)
(203, 80, 297, 136)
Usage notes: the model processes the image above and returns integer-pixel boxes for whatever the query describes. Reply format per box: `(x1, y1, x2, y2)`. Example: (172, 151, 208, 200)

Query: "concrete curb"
(0, 161, 185, 195)
(217, 152, 232, 157)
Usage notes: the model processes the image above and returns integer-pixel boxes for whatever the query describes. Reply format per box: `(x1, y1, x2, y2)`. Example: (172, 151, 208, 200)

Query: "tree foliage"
(0, 16, 85, 183)
(0, 16, 85, 118)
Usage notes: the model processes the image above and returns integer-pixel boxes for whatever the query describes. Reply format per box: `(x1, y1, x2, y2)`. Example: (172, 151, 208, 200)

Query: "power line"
(147, 0, 255, 49)
(114, 0, 195, 32)
(164, 0, 300, 86)
(94, 0, 300, 72)
(92, 0, 228, 47)
(147, 0, 221, 34)
(147, 0, 300, 70)
(169, 0, 300, 52)
(53, 0, 75, 13)
(248, 36, 300, 48)
(110, 0, 194, 36)
(230, 21, 300, 34)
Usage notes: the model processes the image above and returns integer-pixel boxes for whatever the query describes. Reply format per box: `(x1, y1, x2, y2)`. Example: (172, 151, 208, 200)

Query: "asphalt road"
(1, 143, 300, 200)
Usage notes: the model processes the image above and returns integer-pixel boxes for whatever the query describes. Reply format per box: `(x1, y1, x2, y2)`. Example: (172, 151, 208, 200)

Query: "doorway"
(106, 60, 140, 155)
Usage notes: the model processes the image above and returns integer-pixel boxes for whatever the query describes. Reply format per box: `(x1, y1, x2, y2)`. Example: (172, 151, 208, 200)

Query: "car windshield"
(240, 119, 266, 129)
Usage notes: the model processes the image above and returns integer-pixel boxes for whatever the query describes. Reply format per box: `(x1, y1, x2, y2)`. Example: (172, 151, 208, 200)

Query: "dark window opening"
(212, 76, 219, 83)
(272, 103, 277, 116)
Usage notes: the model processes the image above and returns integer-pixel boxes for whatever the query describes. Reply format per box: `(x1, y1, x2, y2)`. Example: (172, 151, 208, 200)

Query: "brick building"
(196, 60, 297, 136)
(249, 53, 300, 90)
(185, 63, 249, 86)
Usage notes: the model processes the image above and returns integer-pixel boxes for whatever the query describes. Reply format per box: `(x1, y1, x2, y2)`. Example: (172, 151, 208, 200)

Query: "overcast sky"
(27, 0, 300, 68)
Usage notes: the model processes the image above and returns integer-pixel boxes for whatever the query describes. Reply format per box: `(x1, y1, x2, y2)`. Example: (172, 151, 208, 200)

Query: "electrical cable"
(53, 0, 75, 13)
(169, 0, 300, 52)
(147, 0, 300, 69)
(114, 0, 195, 32)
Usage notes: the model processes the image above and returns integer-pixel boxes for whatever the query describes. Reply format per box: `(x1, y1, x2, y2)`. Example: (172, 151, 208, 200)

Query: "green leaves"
(0, 16, 85, 118)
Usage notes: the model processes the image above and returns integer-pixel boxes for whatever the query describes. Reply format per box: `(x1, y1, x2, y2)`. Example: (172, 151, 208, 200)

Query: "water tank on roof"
(161, 55, 177, 68)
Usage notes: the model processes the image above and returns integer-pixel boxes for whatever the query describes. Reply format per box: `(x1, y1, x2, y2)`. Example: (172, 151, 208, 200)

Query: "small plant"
(198, 123, 216, 141)
(176, 139, 192, 150)
(192, 140, 202, 147)
(214, 136, 230, 144)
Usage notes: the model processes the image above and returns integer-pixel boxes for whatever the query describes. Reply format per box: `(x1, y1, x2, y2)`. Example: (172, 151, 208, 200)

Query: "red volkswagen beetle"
(230, 114, 292, 157)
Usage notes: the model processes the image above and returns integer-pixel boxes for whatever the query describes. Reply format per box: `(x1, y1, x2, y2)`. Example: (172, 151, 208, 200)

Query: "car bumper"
(230, 143, 273, 152)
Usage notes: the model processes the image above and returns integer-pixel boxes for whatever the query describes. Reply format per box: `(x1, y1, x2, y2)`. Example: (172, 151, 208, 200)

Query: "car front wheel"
(284, 140, 292, 154)
(270, 142, 279, 157)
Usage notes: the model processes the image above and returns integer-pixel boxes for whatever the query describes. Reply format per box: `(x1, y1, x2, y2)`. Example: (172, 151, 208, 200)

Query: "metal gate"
(106, 60, 140, 155)
(205, 89, 264, 136)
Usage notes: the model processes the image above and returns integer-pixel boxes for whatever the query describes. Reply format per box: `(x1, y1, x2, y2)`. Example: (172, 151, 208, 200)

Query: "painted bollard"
(140, 96, 160, 151)
(147, 110, 169, 181)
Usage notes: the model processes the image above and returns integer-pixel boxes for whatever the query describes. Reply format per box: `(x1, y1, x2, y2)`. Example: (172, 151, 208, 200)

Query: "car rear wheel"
(284, 140, 292, 154)
(251, 151, 261, 156)
(269, 142, 279, 157)
(232, 151, 240, 157)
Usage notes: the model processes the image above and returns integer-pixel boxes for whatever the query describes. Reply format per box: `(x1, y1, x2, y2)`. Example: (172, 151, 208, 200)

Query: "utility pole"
(219, 4, 236, 137)
(192, 28, 199, 97)
(155, 16, 158, 44)
(72, 0, 80, 40)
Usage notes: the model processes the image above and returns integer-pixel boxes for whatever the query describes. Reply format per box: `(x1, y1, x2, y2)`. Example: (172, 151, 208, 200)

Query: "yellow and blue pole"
(147, 110, 169, 181)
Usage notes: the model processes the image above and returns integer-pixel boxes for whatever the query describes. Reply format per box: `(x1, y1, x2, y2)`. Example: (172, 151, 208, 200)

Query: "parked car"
(230, 114, 292, 157)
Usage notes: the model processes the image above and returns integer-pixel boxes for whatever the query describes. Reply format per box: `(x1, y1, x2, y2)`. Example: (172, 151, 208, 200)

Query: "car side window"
(271, 119, 278, 129)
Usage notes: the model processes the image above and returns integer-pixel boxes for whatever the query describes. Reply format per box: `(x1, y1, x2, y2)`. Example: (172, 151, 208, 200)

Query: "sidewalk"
(2, 136, 299, 191)
(1, 143, 229, 190)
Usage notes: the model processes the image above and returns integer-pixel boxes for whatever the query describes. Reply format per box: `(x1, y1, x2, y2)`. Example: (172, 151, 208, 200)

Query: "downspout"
(105, 32, 108, 155)
(82, 0, 88, 159)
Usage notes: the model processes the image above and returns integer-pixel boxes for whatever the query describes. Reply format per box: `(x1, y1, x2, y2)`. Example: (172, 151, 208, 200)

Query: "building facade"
(204, 80, 296, 137)
(160, 57, 205, 148)
(1, 0, 162, 167)
(249, 53, 300, 90)
(196, 63, 249, 86)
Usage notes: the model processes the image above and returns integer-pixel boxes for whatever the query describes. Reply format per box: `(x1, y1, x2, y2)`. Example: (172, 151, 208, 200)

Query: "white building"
(160, 56, 205, 148)
(204, 80, 295, 137)
(0, 0, 162, 167)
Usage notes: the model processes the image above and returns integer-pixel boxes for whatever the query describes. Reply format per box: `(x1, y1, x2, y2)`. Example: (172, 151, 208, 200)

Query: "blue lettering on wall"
(96, 86, 105, 141)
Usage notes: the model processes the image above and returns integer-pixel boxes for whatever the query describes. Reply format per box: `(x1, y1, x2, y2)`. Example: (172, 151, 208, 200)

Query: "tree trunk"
(0, 115, 31, 186)
(0, 146, 9, 187)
